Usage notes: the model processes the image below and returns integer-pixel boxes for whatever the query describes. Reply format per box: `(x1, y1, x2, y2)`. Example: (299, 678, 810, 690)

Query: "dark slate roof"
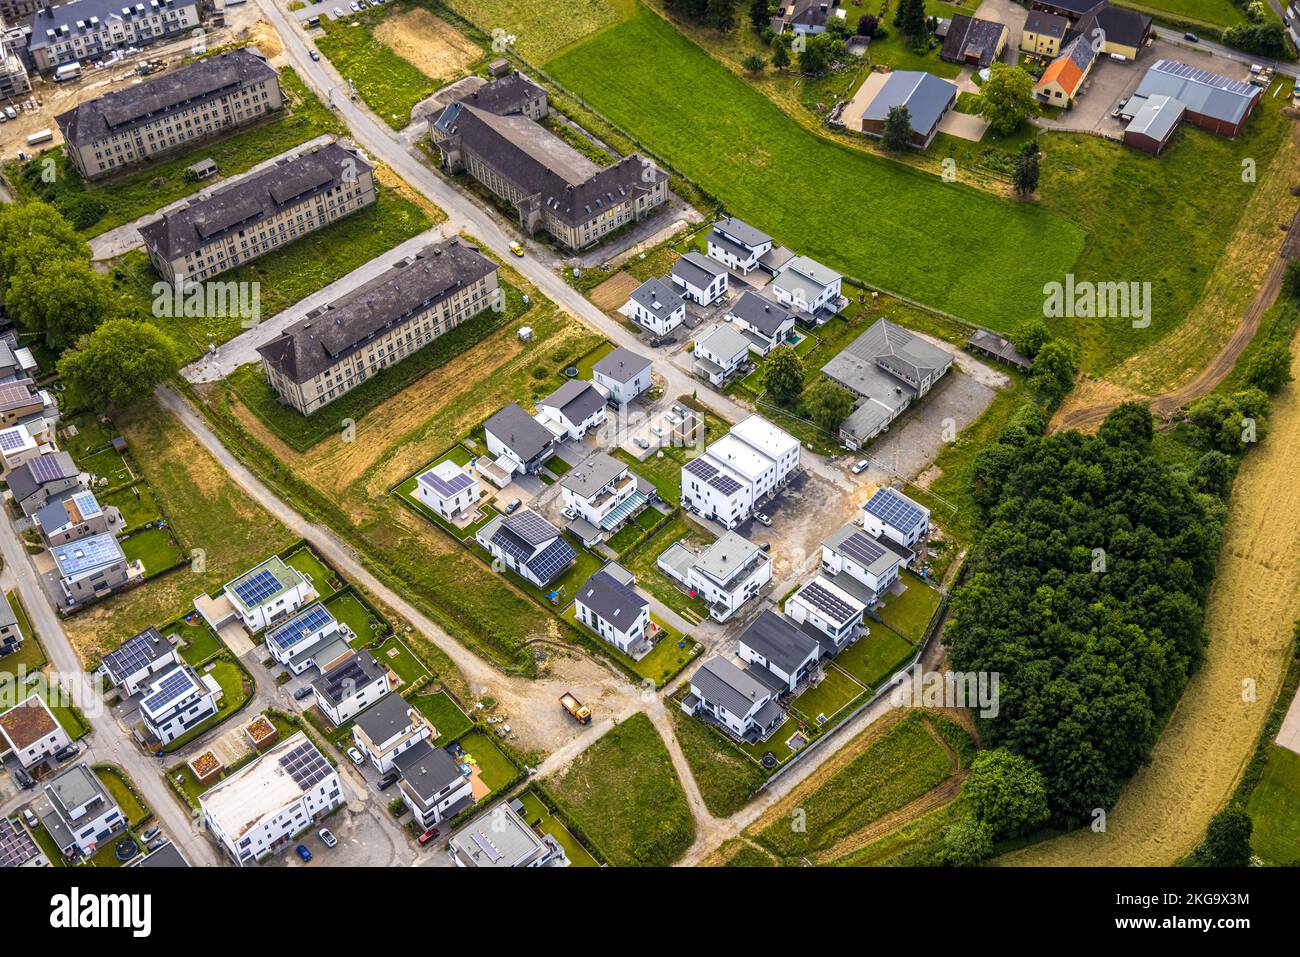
(28, 0, 195, 52)
(312, 650, 387, 705)
(1033, 0, 1102, 15)
(861, 70, 957, 133)
(1071, 3, 1150, 49)
(139, 141, 371, 262)
(7, 451, 78, 504)
(257, 238, 497, 384)
(737, 610, 820, 675)
(55, 48, 275, 147)
(484, 402, 553, 463)
(592, 346, 651, 383)
(1024, 9, 1069, 36)
(442, 105, 665, 226)
(542, 379, 604, 424)
(727, 291, 796, 338)
(100, 627, 169, 683)
(576, 569, 647, 633)
(394, 739, 464, 801)
(712, 216, 771, 249)
(354, 693, 414, 743)
(787, 0, 839, 28)
(455, 70, 545, 115)
(822, 318, 951, 393)
(672, 251, 727, 289)
(626, 276, 684, 315)
(132, 842, 189, 867)
(690, 657, 772, 718)
(939, 15, 1006, 68)
(967, 328, 1032, 369)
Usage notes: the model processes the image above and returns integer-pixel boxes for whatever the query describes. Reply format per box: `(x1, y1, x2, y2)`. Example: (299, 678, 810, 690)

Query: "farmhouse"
(681, 414, 800, 530)
(671, 251, 730, 305)
(257, 238, 499, 416)
(772, 0, 845, 35)
(821, 318, 953, 448)
(448, 799, 567, 867)
(859, 70, 957, 150)
(311, 650, 392, 727)
(433, 103, 667, 252)
(416, 460, 480, 521)
(263, 602, 343, 676)
(619, 276, 686, 338)
(483, 402, 556, 475)
(476, 511, 576, 589)
(138, 662, 221, 746)
(26, 0, 201, 73)
(200, 732, 342, 865)
(55, 48, 281, 180)
(785, 575, 868, 654)
(737, 610, 821, 693)
(140, 141, 377, 286)
(820, 522, 902, 602)
(35, 490, 118, 547)
(560, 452, 653, 535)
(8, 451, 83, 518)
(395, 739, 475, 829)
(98, 626, 181, 696)
(591, 347, 653, 404)
(1123, 59, 1261, 139)
(683, 656, 785, 741)
(691, 323, 750, 387)
(706, 216, 773, 274)
(659, 530, 772, 622)
(1035, 35, 1096, 105)
(1030, 0, 1152, 61)
(862, 486, 931, 549)
(769, 255, 845, 323)
(538, 380, 606, 440)
(940, 15, 1008, 68)
(38, 763, 125, 858)
(50, 532, 142, 609)
(725, 291, 797, 356)
(0, 694, 70, 769)
(574, 568, 651, 657)
(352, 693, 431, 773)
(1021, 10, 1069, 57)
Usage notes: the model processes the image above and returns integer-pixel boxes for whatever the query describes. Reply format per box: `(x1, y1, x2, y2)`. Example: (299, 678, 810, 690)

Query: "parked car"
(509, 241, 525, 257)
(418, 828, 440, 846)
(634, 436, 650, 449)
(293, 685, 315, 701)
(14, 767, 33, 790)
(0, 114, 7, 124)
(310, 50, 321, 61)
(377, 771, 399, 791)
(505, 498, 522, 514)
(318, 828, 337, 849)
(759, 541, 771, 553)
(851, 459, 869, 475)
(53, 744, 78, 762)
(754, 512, 772, 527)
(650, 425, 665, 437)
(348, 1, 359, 10)
(296, 844, 313, 862)
(346, 747, 364, 766)
(1183, 32, 1199, 41)
(561, 506, 577, 520)
(22, 808, 38, 829)
(4, 106, 16, 120)
(333, 6, 343, 14)
(140, 825, 161, 843)
(147, 837, 169, 852)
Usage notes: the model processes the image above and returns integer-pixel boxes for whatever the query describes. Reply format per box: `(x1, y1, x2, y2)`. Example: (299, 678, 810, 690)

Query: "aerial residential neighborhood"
(0, 0, 1294, 924)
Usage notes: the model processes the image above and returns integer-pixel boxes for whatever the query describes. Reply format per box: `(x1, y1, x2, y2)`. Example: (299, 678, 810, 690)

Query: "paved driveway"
(938, 110, 990, 141)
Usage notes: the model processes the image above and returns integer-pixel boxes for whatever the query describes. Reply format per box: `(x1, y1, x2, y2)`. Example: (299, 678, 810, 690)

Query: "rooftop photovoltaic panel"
(141, 667, 198, 714)
(278, 741, 332, 791)
(708, 474, 743, 496)
(232, 568, 282, 607)
(839, 530, 889, 567)
(418, 467, 473, 498)
(101, 628, 164, 679)
(71, 491, 103, 518)
(31, 455, 74, 483)
(526, 537, 576, 585)
(0, 429, 28, 452)
(864, 488, 925, 532)
(492, 527, 535, 566)
(0, 818, 40, 868)
(53, 534, 121, 575)
(798, 580, 857, 623)
(266, 604, 333, 652)
(685, 457, 719, 482)
(504, 511, 560, 547)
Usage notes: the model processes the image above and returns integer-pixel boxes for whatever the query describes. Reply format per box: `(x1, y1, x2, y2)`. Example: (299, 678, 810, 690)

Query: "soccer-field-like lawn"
(546, 7, 1085, 330)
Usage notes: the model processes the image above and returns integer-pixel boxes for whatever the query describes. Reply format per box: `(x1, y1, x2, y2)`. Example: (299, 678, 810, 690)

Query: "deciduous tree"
(881, 104, 913, 151)
(763, 344, 805, 403)
(974, 63, 1039, 135)
(57, 319, 179, 410)
(803, 378, 855, 432)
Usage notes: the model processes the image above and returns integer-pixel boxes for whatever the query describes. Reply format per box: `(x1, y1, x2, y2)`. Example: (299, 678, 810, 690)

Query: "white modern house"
(448, 799, 567, 867)
(770, 255, 843, 323)
(862, 487, 931, 549)
(691, 323, 750, 386)
(200, 732, 343, 866)
(619, 277, 686, 338)
(820, 522, 902, 601)
(671, 251, 729, 305)
(659, 530, 772, 622)
(476, 511, 576, 589)
(591, 347, 653, 404)
(263, 603, 343, 676)
(97, 626, 181, 696)
(680, 414, 801, 530)
(726, 291, 798, 356)
(312, 650, 392, 727)
(211, 556, 315, 633)
(736, 610, 821, 693)
(352, 693, 431, 773)
(138, 663, 221, 746)
(0, 695, 71, 769)
(559, 452, 652, 535)
(706, 216, 773, 274)
(574, 569, 651, 657)
(395, 740, 475, 829)
(683, 656, 786, 741)
(785, 576, 867, 655)
(483, 402, 556, 475)
(38, 764, 125, 858)
(538, 380, 606, 441)
(415, 460, 480, 520)
(0, 424, 40, 474)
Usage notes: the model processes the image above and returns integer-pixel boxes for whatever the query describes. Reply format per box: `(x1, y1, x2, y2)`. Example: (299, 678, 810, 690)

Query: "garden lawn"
(94, 766, 150, 827)
(410, 690, 474, 745)
(160, 659, 250, 753)
(317, 9, 443, 129)
(834, 623, 916, 690)
(791, 666, 866, 723)
(80, 447, 132, 486)
(285, 547, 337, 600)
(102, 484, 163, 528)
(515, 790, 599, 865)
(1246, 744, 1300, 865)
(119, 527, 185, 576)
(458, 730, 519, 792)
(617, 513, 712, 623)
(171, 616, 223, 666)
(60, 413, 118, 459)
(543, 712, 694, 866)
(546, 7, 1083, 330)
(0, 590, 45, 678)
(372, 635, 430, 689)
(670, 709, 767, 817)
(878, 575, 943, 642)
(324, 591, 386, 644)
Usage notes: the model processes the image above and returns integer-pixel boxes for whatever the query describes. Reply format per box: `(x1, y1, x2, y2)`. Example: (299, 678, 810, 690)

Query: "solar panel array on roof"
(141, 667, 198, 714)
(708, 473, 743, 496)
(101, 628, 164, 680)
(266, 604, 333, 652)
(797, 580, 858, 624)
(278, 740, 332, 790)
(491, 527, 534, 566)
(53, 534, 121, 576)
(504, 510, 560, 547)
(526, 537, 576, 585)
(864, 488, 925, 533)
(685, 457, 719, 481)
(0, 429, 28, 452)
(31, 455, 74, 483)
(838, 530, 889, 567)
(418, 467, 473, 498)
(232, 568, 281, 607)
(0, 818, 40, 868)
(71, 491, 102, 519)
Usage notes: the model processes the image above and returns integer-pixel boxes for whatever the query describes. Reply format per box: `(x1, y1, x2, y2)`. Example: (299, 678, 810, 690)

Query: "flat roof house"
(416, 460, 480, 521)
(263, 602, 342, 676)
(538, 379, 606, 440)
(476, 511, 576, 589)
(395, 739, 475, 829)
(859, 70, 957, 150)
(0, 694, 70, 769)
(8, 451, 82, 518)
(620, 276, 686, 339)
(312, 650, 392, 727)
(659, 530, 773, 622)
(706, 216, 773, 274)
(591, 346, 653, 405)
(200, 732, 342, 865)
(820, 521, 902, 603)
(35, 489, 117, 547)
(27, 0, 202, 73)
(257, 238, 499, 416)
(483, 402, 556, 475)
(737, 609, 821, 693)
(862, 486, 931, 548)
(448, 799, 567, 867)
(692, 322, 751, 387)
(213, 556, 314, 633)
(725, 290, 798, 356)
(38, 763, 125, 858)
(769, 255, 845, 323)
(785, 576, 868, 655)
(575, 568, 652, 658)
(671, 251, 730, 305)
(0, 423, 40, 475)
(50, 532, 141, 609)
(352, 693, 432, 774)
(138, 662, 220, 746)
(940, 14, 1008, 68)
(97, 626, 182, 696)
(685, 656, 786, 742)
(681, 414, 801, 530)
(560, 451, 653, 536)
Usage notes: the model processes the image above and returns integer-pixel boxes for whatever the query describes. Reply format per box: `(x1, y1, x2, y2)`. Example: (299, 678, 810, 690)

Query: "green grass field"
(544, 712, 694, 866)
(1247, 744, 1300, 865)
(457, 729, 519, 792)
(442, 0, 638, 62)
(410, 690, 474, 744)
(324, 591, 386, 645)
(833, 623, 916, 690)
(515, 789, 600, 865)
(670, 709, 768, 817)
(285, 547, 338, 600)
(1117, 0, 1247, 29)
(102, 484, 163, 528)
(94, 766, 151, 828)
(877, 575, 943, 643)
(546, 7, 1083, 331)
(119, 526, 185, 576)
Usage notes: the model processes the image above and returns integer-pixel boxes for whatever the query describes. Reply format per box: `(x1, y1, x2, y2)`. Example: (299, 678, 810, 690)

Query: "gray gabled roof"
(576, 569, 647, 633)
(712, 216, 771, 250)
(1024, 10, 1068, 37)
(738, 610, 820, 675)
(939, 15, 1006, 68)
(484, 402, 553, 463)
(690, 656, 773, 719)
(558, 451, 626, 499)
(822, 318, 951, 393)
(861, 71, 957, 134)
(542, 379, 605, 424)
(394, 739, 464, 801)
(727, 291, 797, 338)
(1133, 59, 1259, 126)
(672, 251, 727, 290)
(28, 0, 197, 51)
(592, 346, 652, 383)
(1125, 93, 1184, 141)
(626, 277, 684, 315)
(354, 693, 414, 744)
(7, 452, 78, 504)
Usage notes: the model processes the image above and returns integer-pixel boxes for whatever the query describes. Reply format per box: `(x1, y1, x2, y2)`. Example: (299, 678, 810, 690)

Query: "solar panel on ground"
(267, 604, 333, 652)
(798, 580, 857, 623)
(685, 457, 719, 481)
(278, 741, 331, 790)
(232, 568, 281, 607)
(141, 667, 197, 714)
(839, 530, 888, 567)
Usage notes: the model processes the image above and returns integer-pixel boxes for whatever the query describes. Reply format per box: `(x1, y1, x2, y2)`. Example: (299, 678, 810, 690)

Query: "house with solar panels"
(706, 216, 773, 275)
(35, 489, 118, 547)
(659, 530, 772, 622)
(0, 694, 71, 769)
(819, 523, 902, 605)
(138, 662, 221, 746)
(862, 487, 931, 550)
(682, 656, 786, 742)
(681, 414, 801, 531)
(448, 798, 567, 867)
(352, 693, 433, 773)
(206, 555, 314, 634)
(264, 602, 346, 676)
(36, 763, 126, 858)
(97, 626, 182, 696)
(736, 610, 821, 693)
(559, 452, 654, 539)
(574, 568, 652, 657)
(415, 460, 480, 521)
(475, 510, 576, 589)
(312, 650, 392, 726)
(785, 576, 868, 655)
(7, 451, 83, 518)
(0, 423, 41, 475)
(537, 380, 607, 441)
(200, 731, 342, 865)
(0, 816, 47, 868)
(49, 532, 141, 609)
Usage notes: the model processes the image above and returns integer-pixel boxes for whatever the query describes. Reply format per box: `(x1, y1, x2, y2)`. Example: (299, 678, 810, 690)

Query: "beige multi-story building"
(257, 238, 499, 416)
(0, 16, 30, 98)
(139, 140, 375, 285)
(55, 47, 281, 180)
(26, 0, 200, 73)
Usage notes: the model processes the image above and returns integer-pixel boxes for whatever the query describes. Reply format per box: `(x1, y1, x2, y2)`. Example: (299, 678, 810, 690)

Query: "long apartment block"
(257, 238, 500, 415)
(26, 0, 200, 73)
(55, 47, 281, 180)
(139, 140, 376, 285)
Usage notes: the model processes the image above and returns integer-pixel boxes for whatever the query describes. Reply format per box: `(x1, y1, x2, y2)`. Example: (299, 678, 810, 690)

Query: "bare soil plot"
(589, 271, 640, 311)
(373, 8, 481, 81)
